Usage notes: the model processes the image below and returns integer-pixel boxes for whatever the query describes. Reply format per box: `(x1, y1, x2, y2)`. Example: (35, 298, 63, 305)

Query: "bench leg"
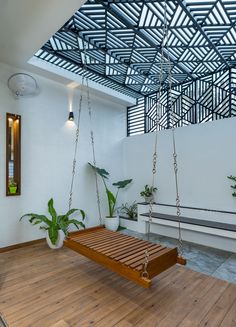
(177, 256, 187, 265)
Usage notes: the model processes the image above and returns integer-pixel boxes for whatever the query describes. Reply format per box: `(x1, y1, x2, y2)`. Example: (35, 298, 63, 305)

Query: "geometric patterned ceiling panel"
(35, 0, 236, 98)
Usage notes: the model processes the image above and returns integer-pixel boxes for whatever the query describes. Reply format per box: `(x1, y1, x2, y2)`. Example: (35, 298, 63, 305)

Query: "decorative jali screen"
(33, 0, 236, 136)
(128, 68, 236, 136)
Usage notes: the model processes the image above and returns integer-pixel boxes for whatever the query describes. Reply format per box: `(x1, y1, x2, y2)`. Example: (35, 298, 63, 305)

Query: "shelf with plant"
(140, 184, 157, 202)
(119, 202, 138, 220)
(8, 179, 18, 194)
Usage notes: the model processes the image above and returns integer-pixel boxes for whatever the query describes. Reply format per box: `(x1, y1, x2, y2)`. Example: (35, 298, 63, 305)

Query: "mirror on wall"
(6, 113, 21, 196)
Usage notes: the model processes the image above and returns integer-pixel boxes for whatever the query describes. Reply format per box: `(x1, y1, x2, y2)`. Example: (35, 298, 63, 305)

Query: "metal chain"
(68, 75, 84, 211)
(165, 1, 183, 257)
(85, 78, 103, 225)
(147, 1, 168, 239)
(84, 42, 103, 225)
(141, 250, 150, 279)
(142, 0, 168, 277)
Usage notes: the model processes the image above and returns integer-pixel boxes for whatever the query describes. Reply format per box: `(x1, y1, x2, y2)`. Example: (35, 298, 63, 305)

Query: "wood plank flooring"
(0, 243, 235, 327)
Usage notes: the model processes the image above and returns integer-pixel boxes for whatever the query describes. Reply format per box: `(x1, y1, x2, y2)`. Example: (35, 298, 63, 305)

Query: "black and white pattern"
(35, 0, 236, 98)
(128, 68, 236, 135)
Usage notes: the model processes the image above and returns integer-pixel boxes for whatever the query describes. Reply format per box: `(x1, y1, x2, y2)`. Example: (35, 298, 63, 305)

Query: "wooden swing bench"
(64, 226, 186, 288)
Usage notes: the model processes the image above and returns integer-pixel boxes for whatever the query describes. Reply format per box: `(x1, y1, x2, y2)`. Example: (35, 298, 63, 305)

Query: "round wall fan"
(8, 73, 39, 99)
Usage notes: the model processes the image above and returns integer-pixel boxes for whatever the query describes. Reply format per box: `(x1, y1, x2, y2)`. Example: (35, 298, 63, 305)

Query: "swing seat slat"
(64, 226, 185, 288)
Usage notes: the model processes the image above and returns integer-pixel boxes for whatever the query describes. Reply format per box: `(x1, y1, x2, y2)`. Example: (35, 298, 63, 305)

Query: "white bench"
(140, 212, 236, 239)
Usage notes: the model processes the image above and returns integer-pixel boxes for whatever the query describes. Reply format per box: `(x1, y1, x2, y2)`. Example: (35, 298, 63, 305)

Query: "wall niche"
(6, 113, 21, 196)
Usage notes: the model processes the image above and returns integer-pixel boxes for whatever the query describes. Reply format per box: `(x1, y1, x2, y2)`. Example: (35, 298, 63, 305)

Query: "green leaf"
(58, 209, 86, 233)
(65, 208, 78, 217)
(48, 198, 57, 225)
(88, 163, 109, 179)
(20, 213, 51, 226)
(67, 219, 85, 229)
(40, 226, 48, 230)
(227, 175, 236, 182)
(106, 188, 116, 216)
(107, 189, 116, 205)
(79, 209, 86, 220)
(33, 220, 44, 225)
(48, 225, 58, 245)
(112, 179, 132, 189)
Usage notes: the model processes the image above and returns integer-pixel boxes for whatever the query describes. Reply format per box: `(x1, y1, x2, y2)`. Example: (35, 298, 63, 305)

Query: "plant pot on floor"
(104, 216, 119, 231)
(46, 230, 65, 249)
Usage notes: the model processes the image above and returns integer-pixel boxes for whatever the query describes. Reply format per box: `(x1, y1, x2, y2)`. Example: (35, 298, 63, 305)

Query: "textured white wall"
(0, 62, 126, 247)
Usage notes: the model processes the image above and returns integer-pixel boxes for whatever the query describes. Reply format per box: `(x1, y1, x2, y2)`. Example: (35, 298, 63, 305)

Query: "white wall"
(123, 117, 236, 212)
(1, 60, 236, 251)
(122, 117, 236, 250)
(0, 62, 126, 247)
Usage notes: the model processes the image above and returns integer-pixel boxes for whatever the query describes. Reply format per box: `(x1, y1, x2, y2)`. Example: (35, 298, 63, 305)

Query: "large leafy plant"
(227, 175, 236, 197)
(20, 198, 85, 244)
(88, 163, 132, 217)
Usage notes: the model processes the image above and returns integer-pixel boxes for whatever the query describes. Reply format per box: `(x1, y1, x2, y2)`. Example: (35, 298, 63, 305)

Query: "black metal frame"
(35, 0, 236, 99)
(128, 67, 236, 136)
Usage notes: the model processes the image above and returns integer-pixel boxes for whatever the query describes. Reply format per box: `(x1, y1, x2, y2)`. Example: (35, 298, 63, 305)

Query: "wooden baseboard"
(0, 238, 45, 253)
(0, 230, 85, 253)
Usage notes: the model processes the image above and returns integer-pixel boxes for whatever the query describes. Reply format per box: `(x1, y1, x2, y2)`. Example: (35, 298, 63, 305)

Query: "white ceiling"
(0, 0, 85, 83)
(0, 0, 136, 104)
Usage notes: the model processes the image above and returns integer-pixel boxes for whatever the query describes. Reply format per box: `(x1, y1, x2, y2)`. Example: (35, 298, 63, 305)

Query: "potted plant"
(119, 202, 137, 220)
(9, 179, 17, 194)
(227, 175, 236, 197)
(20, 198, 85, 249)
(140, 184, 157, 202)
(88, 163, 132, 231)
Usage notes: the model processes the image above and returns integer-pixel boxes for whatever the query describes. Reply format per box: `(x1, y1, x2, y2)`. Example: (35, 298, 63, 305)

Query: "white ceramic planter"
(104, 216, 119, 231)
(145, 195, 154, 203)
(46, 229, 65, 249)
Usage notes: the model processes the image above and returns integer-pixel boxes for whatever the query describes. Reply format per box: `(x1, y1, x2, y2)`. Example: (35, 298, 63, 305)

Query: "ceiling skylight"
(34, 0, 236, 99)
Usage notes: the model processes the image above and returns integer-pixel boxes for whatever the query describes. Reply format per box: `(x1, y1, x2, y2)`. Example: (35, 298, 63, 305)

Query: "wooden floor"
(0, 243, 236, 327)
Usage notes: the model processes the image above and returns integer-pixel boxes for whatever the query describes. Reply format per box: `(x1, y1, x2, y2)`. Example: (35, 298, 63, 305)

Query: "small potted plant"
(140, 184, 157, 202)
(88, 163, 132, 231)
(119, 202, 137, 220)
(9, 179, 18, 194)
(20, 198, 85, 249)
(227, 175, 236, 197)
